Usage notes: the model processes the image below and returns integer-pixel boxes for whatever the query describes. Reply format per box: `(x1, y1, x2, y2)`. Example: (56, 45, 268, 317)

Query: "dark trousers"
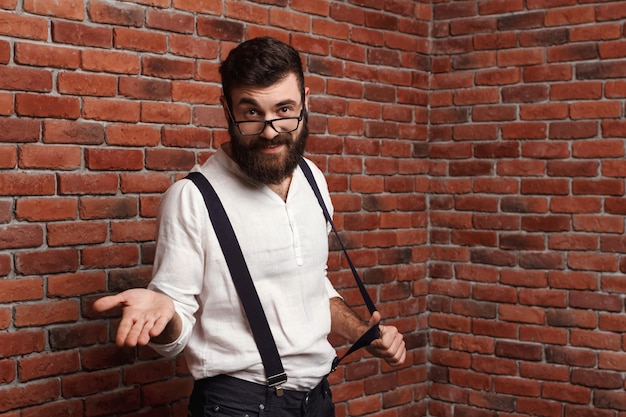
(188, 375, 335, 417)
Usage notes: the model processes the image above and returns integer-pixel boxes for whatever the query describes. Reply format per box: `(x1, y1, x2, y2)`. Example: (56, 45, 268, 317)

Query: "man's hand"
(366, 311, 406, 366)
(93, 289, 177, 347)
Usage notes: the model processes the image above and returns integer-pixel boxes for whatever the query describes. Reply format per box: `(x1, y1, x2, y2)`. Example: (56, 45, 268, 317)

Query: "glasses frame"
(226, 105, 305, 136)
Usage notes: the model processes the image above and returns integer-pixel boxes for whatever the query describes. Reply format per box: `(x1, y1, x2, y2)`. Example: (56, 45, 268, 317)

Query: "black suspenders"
(185, 158, 379, 395)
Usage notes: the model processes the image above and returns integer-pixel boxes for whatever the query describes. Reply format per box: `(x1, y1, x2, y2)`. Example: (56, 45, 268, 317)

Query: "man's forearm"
(329, 297, 369, 343)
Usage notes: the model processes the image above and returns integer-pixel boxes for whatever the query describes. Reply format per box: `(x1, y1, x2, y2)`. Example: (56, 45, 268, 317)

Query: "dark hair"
(219, 36, 305, 107)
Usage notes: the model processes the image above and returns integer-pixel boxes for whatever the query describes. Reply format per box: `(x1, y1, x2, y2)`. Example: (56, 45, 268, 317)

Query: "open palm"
(93, 288, 176, 347)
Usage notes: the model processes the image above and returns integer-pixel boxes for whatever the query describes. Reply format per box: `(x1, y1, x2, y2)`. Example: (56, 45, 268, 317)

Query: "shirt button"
(304, 394, 310, 406)
(213, 406, 219, 412)
(259, 404, 265, 410)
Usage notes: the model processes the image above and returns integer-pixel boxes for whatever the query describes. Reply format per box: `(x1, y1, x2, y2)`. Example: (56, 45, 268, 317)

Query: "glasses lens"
(238, 121, 265, 135)
(237, 117, 300, 135)
(272, 118, 299, 133)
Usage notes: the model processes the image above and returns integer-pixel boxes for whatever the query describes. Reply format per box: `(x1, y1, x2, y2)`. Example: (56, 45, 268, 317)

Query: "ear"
(220, 95, 230, 121)
(303, 87, 310, 112)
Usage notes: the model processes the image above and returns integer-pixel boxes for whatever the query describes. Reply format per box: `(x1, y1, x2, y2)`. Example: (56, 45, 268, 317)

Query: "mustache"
(247, 134, 292, 151)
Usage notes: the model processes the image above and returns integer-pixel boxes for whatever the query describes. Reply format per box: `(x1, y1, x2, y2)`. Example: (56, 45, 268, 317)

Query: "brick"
(549, 121, 597, 139)
(520, 28, 568, 47)
(0, 65, 53, 94)
(0, 10, 48, 40)
(82, 49, 140, 74)
(141, 57, 194, 79)
(89, 0, 143, 26)
(571, 369, 623, 389)
(83, 97, 141, 122)
(141, 101, 191, 123)
(573, 179, 624, 196)
(43, 120, 105, 145)
(0, 224, 43, 250)
(493, 376, 541, 396)
(47, 221, 108, 247)
(85, 148, 144, 171)
(50, 322, 107, 350)
(545, 5, 595, 26)
(15, 42, 81, 69)
(0, 91, 12, 115)
(57, 173, 119, 195)
(84, 387, 141, 417)
(106, 123, 161, 146)
(0, 173, 55, 196)
(602, 120, 626, 137)
(18, 350, 80, 382)
(52, 20, 112, 47)
(58, 72, 117, 97)
(571, 328, 621, 351)
(78, 196, 138, 220)
(169, 35, 219, 60)
(517, 397, 561, 416)
(14, 299, 79, 327)
(81, 244, 139, 268)
(596, 2, 626, 21)
(0, 379, 60, 413)
(114, 27, 167, 53)
(474, 32, 517, 51)
(15, 93, 80, 119)
(18, 144, 81, 170)
(145, 148, 195, 171)
(0, 277, 43, 303)
(0, 330, 45, 358)
(0, 358, 15, 383)
(162, 126, 212, 148)
(81, 344, 136, 371)
(24, 0, 84, 20)
(524, 63, 572, 82)
(146, 8, 195, 33)
(520, 325, 567, 345)
(21, 400, 83, 417)
(577, 61, 626, 80)
(15, 248, 79, 275)
(62, 370, 120, 397)
(498, 11, 544, 30)
(120, 173, 173, 193)
(606, 80, 626, 98)
(142, 377, 193, 406)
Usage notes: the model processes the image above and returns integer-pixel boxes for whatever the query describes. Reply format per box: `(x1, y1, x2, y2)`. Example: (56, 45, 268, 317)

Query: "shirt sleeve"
(147, 179, 208, 357)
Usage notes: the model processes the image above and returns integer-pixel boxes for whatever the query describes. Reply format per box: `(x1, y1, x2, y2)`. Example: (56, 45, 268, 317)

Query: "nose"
(258, 121, 278, 140)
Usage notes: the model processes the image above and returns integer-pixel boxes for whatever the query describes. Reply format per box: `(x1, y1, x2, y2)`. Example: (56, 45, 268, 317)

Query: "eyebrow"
(235, 97, 299, 109)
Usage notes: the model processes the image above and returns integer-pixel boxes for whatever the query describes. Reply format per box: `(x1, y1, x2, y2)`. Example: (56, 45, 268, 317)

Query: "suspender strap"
(185, 172, 287, 394)
(298, 159, 380, 368)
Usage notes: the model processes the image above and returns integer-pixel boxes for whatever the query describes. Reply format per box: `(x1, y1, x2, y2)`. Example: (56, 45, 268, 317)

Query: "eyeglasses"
(227, 107, 304, 136)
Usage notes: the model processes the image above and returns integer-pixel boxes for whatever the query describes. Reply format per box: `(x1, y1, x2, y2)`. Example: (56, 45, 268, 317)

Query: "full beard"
(229, 117, 309, 185)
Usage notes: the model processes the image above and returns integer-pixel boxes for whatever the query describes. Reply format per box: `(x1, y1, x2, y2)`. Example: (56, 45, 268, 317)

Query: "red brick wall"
(0, 1, 428, 416)
(429, 1, 626, 416)
(3, 0, 626, 416)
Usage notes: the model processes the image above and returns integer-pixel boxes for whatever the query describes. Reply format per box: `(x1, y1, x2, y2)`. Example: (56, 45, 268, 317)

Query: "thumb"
(368, 310, 381, 329)
(93, 294, 125, 313)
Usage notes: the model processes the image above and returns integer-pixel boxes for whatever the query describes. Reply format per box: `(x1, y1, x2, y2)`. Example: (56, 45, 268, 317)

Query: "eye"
(278, 106, 293, 116)
(243, 108, 262, 119)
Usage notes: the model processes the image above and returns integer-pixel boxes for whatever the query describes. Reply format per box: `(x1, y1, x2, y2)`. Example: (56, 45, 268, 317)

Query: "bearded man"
(94, 36, 405, 417)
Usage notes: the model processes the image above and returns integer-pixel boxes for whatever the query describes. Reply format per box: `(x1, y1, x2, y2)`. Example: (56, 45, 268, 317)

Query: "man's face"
(223, 73, 310, 185)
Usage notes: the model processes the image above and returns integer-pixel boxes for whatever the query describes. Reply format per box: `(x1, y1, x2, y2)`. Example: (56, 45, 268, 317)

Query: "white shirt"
(147, 146, 340, 390)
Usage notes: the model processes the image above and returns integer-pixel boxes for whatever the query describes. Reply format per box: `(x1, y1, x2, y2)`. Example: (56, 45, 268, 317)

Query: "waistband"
(192, 374, 329, 411)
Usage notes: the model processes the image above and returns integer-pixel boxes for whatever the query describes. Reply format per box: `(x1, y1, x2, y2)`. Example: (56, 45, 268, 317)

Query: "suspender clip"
(267, 372, 287, 397)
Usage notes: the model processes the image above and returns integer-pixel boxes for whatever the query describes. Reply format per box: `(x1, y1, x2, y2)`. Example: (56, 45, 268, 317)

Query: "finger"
(123, 318, 150, 347)
(368, 311, 381, 328)
(149, 314, 171, 339)
(115, 316, 136, 347)
(93, 294, 125, 313)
